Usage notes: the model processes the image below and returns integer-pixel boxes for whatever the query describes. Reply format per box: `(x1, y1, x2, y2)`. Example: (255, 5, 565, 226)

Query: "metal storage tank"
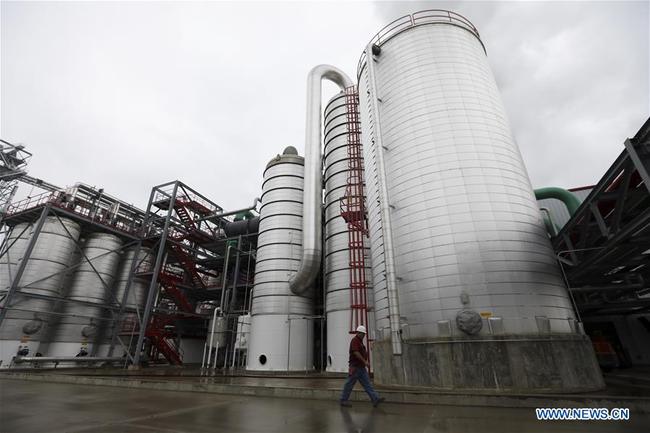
(0, 218, 81, 366)
(357, 10, 603, 390)
(0, 223, 33, 366)
(247, 147, 313, 371)
(47, 232, 123, 357)
(323, 92, 375, 372)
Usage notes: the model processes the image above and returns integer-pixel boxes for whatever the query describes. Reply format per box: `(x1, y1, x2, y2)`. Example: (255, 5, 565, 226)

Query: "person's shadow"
(340, 406, 378, 433)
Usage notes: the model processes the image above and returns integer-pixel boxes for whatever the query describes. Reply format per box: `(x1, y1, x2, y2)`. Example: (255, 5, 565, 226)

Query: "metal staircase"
(146, 315, 183, 365)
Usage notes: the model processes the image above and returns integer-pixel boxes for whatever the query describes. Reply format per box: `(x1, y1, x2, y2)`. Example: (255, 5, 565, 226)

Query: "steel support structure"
(552, 117, 650, 314)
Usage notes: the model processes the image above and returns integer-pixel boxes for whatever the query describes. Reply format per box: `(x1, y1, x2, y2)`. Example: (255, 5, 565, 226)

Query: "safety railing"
(357, 9, 483, 79)
(4, 190, 144, 236)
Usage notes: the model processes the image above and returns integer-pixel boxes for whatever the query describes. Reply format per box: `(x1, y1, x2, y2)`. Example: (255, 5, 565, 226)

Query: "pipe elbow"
(308, 64, 354, 89)
(288, 249, 320, 296)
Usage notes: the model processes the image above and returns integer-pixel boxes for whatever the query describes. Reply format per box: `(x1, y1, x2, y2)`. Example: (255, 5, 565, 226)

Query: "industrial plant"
(1, 10, 649, 396)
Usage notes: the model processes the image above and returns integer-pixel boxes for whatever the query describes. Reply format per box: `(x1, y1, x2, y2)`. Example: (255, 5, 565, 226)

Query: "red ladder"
(340, 86, 370, 335)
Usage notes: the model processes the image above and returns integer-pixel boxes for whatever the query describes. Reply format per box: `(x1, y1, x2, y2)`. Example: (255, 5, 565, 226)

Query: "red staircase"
(159, 271, 194, 313)
(146, 315, 183, 365)
(168, 243, 206, 288)
(340, 86, 371, 335)
(173, 197, 215, 244)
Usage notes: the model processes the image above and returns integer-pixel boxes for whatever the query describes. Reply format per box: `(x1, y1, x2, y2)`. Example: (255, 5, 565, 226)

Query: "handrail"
(357, 9, 484, 80)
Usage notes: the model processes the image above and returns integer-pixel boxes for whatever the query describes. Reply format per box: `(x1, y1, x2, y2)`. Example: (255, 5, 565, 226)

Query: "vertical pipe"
(365, 45, 403, 356)
(286, 316, 292, 371)
(205, 306, 218, 368)
(219, 245, 232, 311)
(132, 183, 179, 366)
(228, 236, 242, 312)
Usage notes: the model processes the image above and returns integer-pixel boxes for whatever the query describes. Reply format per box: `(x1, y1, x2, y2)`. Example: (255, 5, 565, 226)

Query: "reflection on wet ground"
(1, 379, 648, 433)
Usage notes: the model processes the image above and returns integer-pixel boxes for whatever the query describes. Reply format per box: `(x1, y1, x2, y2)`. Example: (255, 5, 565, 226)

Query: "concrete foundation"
(372, 334, 605, 392)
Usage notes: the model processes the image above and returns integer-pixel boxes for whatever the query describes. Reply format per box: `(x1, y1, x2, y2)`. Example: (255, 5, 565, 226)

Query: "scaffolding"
(131, 181, 258, 367)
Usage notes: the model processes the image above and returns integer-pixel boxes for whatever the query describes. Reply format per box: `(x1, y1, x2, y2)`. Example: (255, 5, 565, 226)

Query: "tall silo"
(357, 11, 603, 390)
(247, 147, 313, 371)
(323, 92, 374, 372)
(0, 217, 81, 366)
(48, 232, 123, 357)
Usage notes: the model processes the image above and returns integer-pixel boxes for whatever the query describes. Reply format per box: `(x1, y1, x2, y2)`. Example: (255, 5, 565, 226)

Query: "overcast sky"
(1, 1, 648, 211)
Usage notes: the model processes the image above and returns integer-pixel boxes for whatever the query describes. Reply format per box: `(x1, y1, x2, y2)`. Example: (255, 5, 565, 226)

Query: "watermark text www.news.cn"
(536, 408, 630, 421)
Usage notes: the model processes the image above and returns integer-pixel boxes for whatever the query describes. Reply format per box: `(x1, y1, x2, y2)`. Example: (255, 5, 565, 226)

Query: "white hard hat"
(356, 325, 367, 334)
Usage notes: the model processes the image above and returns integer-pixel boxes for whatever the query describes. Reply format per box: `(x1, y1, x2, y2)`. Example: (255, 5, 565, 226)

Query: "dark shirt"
(348, 335, 367, 368)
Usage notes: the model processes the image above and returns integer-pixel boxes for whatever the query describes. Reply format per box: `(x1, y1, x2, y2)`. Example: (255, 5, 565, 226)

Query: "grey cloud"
(373, 1, 649, 189)
(1, 1, 647, 212)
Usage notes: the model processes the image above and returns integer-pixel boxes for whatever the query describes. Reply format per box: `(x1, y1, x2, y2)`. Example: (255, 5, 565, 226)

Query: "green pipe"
(534, 187, 581, 216)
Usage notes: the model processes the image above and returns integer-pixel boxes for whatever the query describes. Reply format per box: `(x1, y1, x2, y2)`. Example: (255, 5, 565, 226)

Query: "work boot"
(340, 401, 352, 407)
(372, 397, 385, 407)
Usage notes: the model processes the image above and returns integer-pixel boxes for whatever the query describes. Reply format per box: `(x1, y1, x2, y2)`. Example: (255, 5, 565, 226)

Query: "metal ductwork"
(288, 65, 353, 296)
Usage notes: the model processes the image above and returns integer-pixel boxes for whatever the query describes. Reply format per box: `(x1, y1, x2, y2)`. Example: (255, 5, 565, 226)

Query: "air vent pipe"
(288, 65, 353, 296)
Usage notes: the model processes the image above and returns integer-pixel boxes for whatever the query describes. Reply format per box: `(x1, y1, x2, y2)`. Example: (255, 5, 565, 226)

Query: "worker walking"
(339, 325, 385, 407)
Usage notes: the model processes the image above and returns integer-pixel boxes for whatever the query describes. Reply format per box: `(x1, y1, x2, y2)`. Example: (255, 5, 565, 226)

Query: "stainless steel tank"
(0, 217, 81, 366)
(247, 147, 313, 371)
(357, 10, 602, 391)
(323, 92, 374, 372)
(47, 232, 123, 357)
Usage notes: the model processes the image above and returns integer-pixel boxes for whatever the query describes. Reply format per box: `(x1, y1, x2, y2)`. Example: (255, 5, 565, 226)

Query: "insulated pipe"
(366, 45, 403, 356)
(288, 65, 354, 296)
(534, 187, 581, 216)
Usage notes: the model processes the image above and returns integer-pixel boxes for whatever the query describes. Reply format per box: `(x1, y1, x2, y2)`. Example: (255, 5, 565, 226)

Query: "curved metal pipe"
(535, 187, 581, 216)
(288, 65, 353, 296)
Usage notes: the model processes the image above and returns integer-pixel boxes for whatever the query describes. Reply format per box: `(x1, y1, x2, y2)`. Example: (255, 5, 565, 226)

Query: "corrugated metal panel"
(247, 149, 313, 371)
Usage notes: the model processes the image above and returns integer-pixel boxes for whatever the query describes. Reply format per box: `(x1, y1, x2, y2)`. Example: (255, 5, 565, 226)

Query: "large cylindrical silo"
(358, 10, 602, 390)
(247, 147, 313, 371)
(0, 217, 81, 366)
(47, 232, 123, 357)
(323, 92, 374, 372)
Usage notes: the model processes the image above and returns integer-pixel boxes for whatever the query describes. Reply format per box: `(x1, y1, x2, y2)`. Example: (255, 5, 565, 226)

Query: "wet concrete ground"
(1, 379, 648, 433)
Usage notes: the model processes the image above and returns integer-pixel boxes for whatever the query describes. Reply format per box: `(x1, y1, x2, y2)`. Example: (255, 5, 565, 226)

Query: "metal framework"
(132, 181, 257, 367)
(340, 86, 371, 335)
(553, 117, 650, 316)
(0, 178, 259, 368)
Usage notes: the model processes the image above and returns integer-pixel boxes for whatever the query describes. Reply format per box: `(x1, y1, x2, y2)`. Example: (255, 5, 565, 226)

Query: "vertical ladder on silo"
(340, 86, 371, 341)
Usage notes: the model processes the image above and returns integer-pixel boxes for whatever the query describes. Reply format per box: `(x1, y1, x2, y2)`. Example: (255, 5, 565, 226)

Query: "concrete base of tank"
(371, 334, 605, 392)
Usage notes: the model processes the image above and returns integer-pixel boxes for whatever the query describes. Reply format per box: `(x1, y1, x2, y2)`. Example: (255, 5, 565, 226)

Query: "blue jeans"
(340, 366, 380, 403)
